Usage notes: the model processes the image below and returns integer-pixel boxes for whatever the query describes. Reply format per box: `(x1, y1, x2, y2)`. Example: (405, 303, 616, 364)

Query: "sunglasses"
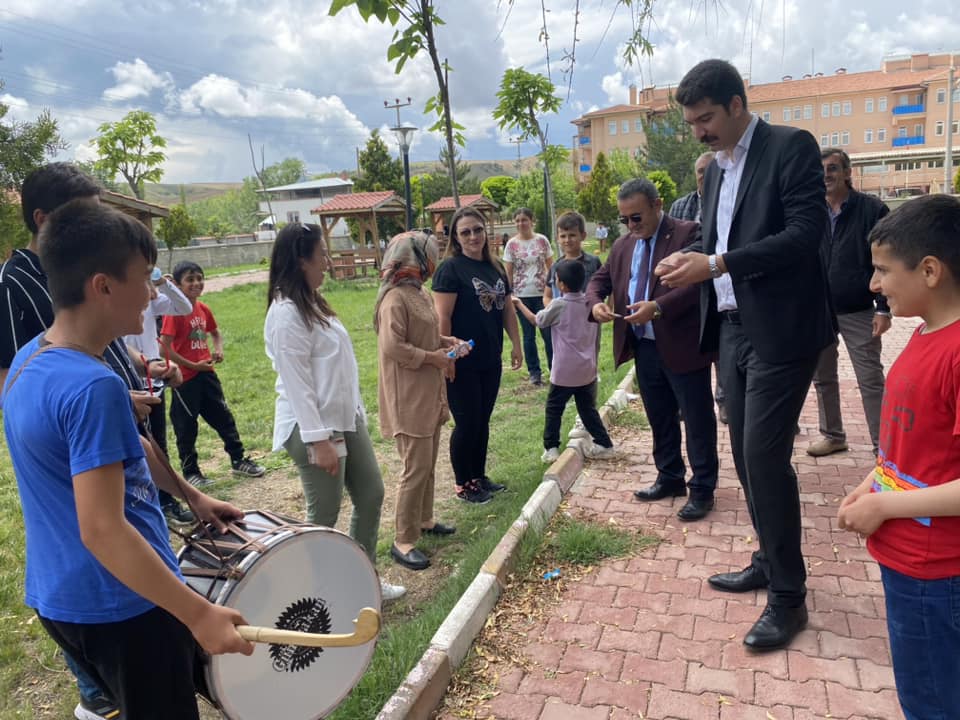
(619, 214, 644, 225)
(458, 226, 486, 238)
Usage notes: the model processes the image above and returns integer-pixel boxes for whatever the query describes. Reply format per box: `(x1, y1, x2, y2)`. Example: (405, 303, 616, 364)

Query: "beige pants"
(394, 426, 442, 545)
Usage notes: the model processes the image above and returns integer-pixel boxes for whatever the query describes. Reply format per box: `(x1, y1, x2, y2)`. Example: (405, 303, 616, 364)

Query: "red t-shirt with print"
(867, 319, 960, 580)
(161, 301, 217, 383)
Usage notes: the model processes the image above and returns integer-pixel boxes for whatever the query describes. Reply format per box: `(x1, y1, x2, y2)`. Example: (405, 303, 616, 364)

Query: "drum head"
(208, 527, 380, 720)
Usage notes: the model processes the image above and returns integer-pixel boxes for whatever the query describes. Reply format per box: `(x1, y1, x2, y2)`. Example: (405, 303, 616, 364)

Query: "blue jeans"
(63, 648, 107, 702)
(516, 296, 552, 378)
(880, 564, 960, 720)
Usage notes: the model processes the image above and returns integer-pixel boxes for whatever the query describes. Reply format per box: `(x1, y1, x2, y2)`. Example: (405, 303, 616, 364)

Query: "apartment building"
(572, 52, 960, 196)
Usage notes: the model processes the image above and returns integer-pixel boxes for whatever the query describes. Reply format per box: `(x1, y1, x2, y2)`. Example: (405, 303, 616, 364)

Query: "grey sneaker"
(75, 694, 121, 720)
(584, 442, 616, 460)
(185, 472, 212, 488)
(232, 457, 265, 477)
(541, 447, 560, 463)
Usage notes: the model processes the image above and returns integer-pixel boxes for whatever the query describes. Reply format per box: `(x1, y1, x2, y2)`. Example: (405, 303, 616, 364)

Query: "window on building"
(864, 129, 873, 144)
(865, 98, 874, 113)
(898, 126, 907, 138)
(803, 104, 813, 120)
(936, 121, 945, 136)
(937, 88, 946, 104)
(954, 88, 960, 102)
(608, 121, 617, 135)
(914, 123, 924, 137)
(830, 131, 840, 145)
(953, 120, 959, 134)
(930, 159, 944, 169)
(821, 103, 830, 118)
(634, 118, 644, 132)
(793, 106, 801, 120)
(877, 127, 886, 142)
(783, 107, 792, 121)
(912, 161, 922, 170)
(832, 101, 841, 117)
(898, 94, 910, 106)
(286, 211, 300, 223)
(878, 96, 887, 111)
(841, 131, 850, 146)
(622, 120, 630, 134)
(842, 101, 852, 116)
(820, 134, 829, 145)
(762, 111, 771, 122)
(894, 162, 905, 172)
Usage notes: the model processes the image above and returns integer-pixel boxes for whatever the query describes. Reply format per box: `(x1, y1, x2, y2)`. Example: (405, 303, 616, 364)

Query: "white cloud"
(600, 72, 628, 105)
(103, 58, 174, 102)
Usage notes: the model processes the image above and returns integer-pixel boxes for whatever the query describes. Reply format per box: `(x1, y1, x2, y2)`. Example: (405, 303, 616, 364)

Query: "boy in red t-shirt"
(160, 262, 264, 486)
(837, 194, 960, 720)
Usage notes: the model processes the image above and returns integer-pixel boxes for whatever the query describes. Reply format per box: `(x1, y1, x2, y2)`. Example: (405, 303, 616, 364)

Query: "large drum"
(178, 510, 380, 720)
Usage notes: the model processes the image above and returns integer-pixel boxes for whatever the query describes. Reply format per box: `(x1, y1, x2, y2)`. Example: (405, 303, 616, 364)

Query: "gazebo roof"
(101, 190, 170, 218)
(425, 194, 498, 212)
(312, 191, 406, 216)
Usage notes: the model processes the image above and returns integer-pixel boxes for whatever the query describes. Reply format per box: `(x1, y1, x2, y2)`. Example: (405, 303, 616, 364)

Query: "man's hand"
(624, 300, 657, 326)
(656, 251, 712, 288)
(130, 391, 161, 421)
(510, 344, 523, 370)
(306, 440, 340, 475)
(188, 602, 255, 656)
(873, 314, 892, 337)
(592, 302, 616, 324)
(191, 494, 244, 533)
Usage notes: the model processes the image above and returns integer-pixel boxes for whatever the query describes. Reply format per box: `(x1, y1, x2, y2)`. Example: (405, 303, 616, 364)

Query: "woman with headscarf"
(375, 231, 461, 571)
(264, 223, 405, 600)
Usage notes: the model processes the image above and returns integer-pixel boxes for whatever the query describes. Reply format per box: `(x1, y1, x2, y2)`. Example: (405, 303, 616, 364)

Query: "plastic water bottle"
(447, 339, 475, 359)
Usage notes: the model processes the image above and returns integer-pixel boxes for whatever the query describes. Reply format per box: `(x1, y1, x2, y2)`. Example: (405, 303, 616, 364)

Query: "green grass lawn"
(0, 278, 630, 719)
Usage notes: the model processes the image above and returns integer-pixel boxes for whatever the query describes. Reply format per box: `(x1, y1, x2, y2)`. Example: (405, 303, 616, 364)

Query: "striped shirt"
(0, 247, 142, 390)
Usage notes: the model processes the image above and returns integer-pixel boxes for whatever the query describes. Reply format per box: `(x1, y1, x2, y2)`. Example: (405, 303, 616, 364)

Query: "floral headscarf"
(373, 230, 439, 332)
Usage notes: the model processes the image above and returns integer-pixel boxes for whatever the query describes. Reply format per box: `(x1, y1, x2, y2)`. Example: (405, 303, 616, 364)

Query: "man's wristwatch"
(708, 254, 723, 279)
(652, 303, 663, 321)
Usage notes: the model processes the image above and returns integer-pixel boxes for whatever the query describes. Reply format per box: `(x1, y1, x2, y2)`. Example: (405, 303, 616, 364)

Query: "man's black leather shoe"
(633, 479, 686, 501)
(422, 522, 456, 536)
(744, 604, 808, 651)
(391, 545, 430, 571)
(677, 496, 714, 521)
(708, 565, 769, 593)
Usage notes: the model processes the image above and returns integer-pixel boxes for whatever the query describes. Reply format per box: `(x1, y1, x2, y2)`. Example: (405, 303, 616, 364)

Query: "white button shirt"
(264, 297, 365, 452)
(713, 114, 759, 311)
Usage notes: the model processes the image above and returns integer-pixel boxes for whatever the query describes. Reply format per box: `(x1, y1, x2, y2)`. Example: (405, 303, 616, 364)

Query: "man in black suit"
(657, 59, 834, 652)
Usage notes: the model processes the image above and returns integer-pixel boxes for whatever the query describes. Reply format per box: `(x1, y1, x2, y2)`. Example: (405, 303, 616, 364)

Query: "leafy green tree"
(576, 152, 619, 231)
(954, 165, 960, 194)
(156, 202, 196, 271)
(506, 153, 576, 237)
(493, 68, 563, 245)
(354, 130, 404, 194)
(606, 148, 644, 185)
(639, 98, 703, 195)
(261, 157, 306, 188)
(648, 169, 678, 210)
(91, 110, 167, 199)
(481, 175, 517, 215)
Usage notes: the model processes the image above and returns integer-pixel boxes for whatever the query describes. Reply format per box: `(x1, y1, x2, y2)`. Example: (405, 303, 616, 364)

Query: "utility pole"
(946, 66, 955, 193)
(508, 137, 524, 178)
(384, 97, 416, 230)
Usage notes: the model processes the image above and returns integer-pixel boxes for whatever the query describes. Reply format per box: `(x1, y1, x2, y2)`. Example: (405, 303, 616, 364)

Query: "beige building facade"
(572, 52, 960, 197)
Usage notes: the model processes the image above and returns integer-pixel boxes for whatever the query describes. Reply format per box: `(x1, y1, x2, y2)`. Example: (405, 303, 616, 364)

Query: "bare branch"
(248, 134, 274, 226)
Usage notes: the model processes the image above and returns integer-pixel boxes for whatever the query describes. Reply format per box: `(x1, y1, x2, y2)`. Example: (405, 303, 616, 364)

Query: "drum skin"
(178, 511, 381, 720)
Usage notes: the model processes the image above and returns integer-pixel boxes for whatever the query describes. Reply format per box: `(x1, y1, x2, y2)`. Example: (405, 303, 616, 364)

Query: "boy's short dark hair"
(870, 195, 960, 280)
(21, 163, 101, 235)
(675, 59, 748, 112)
(557, 212, 586, 234)
(39, 200, 157, 309)
(554, 259, 586, 293)
(172, 261, 204, 283)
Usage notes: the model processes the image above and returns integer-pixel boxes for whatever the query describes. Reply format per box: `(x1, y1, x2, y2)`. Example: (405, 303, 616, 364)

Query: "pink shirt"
(534, 292, 598, 388)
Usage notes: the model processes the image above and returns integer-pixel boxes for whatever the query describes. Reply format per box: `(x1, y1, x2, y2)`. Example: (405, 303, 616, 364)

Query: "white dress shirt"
(264, 297, 365, 451)
(713, 114, 759, 311)
(124, 279, 192, 359)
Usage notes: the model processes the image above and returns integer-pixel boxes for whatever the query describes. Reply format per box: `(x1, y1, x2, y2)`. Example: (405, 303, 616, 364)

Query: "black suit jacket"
(693, 120, 834, 363)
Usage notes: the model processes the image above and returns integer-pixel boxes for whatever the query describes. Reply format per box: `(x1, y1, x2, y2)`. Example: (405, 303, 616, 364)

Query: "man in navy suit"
(587, 178, 718, 521)
(657, 59, 834, 651)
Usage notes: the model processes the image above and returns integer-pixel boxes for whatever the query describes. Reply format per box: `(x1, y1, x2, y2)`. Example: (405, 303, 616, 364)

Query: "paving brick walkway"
(461, 318, 921, 720)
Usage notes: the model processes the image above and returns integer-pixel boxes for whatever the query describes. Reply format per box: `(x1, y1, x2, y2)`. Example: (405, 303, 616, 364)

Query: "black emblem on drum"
(269, 597, 332, 672)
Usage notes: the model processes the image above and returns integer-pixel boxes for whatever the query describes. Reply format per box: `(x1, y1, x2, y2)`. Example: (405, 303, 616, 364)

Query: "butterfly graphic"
(472, 277, 506, 312)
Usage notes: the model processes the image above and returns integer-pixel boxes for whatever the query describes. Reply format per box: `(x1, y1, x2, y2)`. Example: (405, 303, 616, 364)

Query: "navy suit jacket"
(692, 120, 834, 363)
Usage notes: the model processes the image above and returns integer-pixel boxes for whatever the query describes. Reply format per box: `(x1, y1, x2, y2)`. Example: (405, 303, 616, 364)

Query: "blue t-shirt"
(3, 338, 181, 623)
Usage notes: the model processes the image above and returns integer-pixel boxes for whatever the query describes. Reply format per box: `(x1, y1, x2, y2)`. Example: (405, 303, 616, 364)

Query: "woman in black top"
(432, 207, 522, 503)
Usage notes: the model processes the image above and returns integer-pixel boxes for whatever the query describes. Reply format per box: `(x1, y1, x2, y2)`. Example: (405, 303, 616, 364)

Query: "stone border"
(376, 369, 638, 720)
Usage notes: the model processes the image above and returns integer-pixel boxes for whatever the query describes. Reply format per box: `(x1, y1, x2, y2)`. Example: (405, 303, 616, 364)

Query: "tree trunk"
(421, 1, 460, 208)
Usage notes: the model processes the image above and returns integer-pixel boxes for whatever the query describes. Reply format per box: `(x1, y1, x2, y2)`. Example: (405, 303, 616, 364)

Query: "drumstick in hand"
(236, 607, 380, 648)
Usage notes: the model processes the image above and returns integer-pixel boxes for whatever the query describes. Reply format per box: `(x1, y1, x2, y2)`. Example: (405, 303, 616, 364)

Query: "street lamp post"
(392, 123, 417, 230)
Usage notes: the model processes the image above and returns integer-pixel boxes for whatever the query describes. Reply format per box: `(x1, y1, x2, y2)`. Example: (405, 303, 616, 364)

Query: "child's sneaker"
(379, 579, 406, 602)
(480, 476, 506, 493)
(584, 442, 616, 459)
(541, 447, 560, 463)
(232, 457, 265, 477)
(456, 479, 492, 504)
(74, 694, 121, 720)
(185, 472, 212, 488)
(161, 499, 195, 527)
(568, 416, 589, 439)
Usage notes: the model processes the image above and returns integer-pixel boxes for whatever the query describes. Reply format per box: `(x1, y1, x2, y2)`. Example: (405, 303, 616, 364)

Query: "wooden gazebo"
(425, 194, 499, 254)
(101, 190, 170, 232)
(311, 190, 408, 270)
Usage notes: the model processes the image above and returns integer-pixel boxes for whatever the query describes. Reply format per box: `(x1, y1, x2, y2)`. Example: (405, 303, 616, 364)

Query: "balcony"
(892, 104, 925, 115)
(579, 164, 592, 173)
(891, 136, 925, 147)
(578, 135, 591, 145)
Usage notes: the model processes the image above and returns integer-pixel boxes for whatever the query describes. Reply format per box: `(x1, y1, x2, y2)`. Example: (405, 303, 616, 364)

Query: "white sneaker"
(568, 416, 589, 439)
(584, 442, 616, 459)
(541, 447, 560, 463)
(380, 579, 406, 602)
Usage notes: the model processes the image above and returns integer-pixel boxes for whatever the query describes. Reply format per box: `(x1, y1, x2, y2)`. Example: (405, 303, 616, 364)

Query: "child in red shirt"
(837, 194, 960, 720)
(160, 262, 264, 485)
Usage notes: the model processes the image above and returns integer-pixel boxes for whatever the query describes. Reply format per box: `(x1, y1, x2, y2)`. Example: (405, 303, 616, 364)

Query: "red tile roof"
(746, 67, 947, 103)
(312, 191, 404, 215)
(425, 194, 497, 211)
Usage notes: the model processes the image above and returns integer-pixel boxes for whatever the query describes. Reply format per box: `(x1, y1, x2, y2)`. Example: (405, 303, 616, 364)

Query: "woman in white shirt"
(264, 224, 404, 601)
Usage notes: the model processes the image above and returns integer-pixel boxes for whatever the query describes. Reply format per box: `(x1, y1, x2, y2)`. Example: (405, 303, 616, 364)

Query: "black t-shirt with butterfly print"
(431, 254, 512, 372)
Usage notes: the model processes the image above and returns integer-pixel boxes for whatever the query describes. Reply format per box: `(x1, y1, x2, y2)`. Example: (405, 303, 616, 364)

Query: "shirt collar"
(716, 114, 759, 171)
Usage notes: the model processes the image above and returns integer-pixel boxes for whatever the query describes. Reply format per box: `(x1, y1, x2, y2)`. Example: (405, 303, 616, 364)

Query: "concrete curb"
(375, 368, 638, 720)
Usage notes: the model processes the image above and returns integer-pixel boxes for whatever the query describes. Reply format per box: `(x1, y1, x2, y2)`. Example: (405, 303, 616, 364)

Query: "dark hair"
(676, 59, 748, 112)
(21, 163, 101, 235)
(557, 211, 586, 234)
(554, 258, 586, 293)
(617, 178, 660, 203)
(267, 223, 335, 327)
(870, 195, 960, 279)
(445, 207, 506, 277)
(513, 207, 535, 221)
(38, 199, 156, 309)
(172, 261, 204, 283)
(821, 148, 852, 188)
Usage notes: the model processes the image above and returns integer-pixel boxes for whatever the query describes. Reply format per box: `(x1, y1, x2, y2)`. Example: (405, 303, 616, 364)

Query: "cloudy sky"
(1, 0, 957, 184)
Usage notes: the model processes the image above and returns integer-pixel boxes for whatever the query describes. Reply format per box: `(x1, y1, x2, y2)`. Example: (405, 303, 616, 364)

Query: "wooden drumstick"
(236, 607, 380, 648)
